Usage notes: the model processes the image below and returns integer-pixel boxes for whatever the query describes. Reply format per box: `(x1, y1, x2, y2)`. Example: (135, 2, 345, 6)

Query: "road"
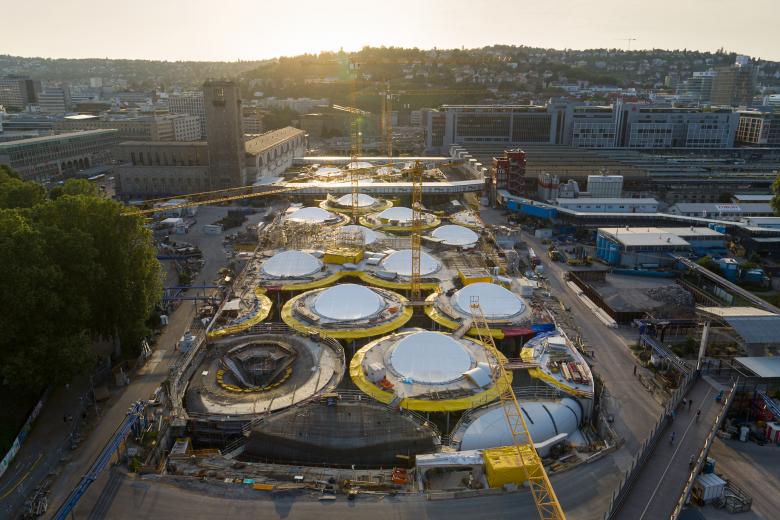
(74, 471, 541, 520)
(614, 377, 726, 520)
(699, 437, 780, 520)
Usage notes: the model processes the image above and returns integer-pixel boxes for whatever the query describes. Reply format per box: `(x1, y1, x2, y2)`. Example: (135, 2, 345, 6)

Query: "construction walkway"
(614, 377, 729, 520)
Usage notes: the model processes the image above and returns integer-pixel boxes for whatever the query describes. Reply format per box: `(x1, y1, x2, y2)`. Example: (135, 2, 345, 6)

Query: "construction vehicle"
(547, 246, 562, 262)
(565, 245, 592, 266)
(470, 297, 566, 520)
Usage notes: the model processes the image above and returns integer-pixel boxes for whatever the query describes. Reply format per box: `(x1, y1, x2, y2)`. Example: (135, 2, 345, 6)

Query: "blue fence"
(53, 400, 145, 520)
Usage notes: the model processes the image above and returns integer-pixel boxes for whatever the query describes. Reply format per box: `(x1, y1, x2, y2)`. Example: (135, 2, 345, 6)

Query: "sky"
(6, 0, 780, 62)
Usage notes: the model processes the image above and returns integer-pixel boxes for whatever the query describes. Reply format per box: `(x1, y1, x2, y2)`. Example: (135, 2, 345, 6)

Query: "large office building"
(0, 76, 40, 110)
(615, 103, 738, 149)
(242, 105, 265, 134)
(168, 92, 206, 137)
(426, 102, 739, 153)
(37, 86, 72, 114)
(204, 80, 246, 189)
(736, 110, 780, 147)
(0, 129, 118, 182)
(711, 57, 757, 106)
(424, 104, 564, 153)
(675, 71, 716, 103)
(55, 113, 200, 142)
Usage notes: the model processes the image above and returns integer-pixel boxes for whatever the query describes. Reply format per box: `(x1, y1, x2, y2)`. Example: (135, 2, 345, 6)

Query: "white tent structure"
(451, 283, 527, 319)
(430, 225, 479, 247)
(287, 206, 338, 224)
(382, 250, 441, 277)
(313, 284, 385, 321)
(389, 332, 473, 384)
(262, 250, 323, 278)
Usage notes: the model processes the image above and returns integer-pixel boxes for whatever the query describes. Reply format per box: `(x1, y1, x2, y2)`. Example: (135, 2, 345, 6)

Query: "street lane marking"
(638, 386, 714, 520)
(0, 453, 43, 500)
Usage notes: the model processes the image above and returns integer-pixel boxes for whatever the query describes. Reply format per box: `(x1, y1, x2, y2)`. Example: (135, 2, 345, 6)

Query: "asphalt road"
(76, 472, 541, 520)
(699, 437, 780, 520)
(614, 378, 725, 520)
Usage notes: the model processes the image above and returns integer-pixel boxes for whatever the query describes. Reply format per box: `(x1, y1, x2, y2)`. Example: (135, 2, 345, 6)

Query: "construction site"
(115, 141, 630, 520)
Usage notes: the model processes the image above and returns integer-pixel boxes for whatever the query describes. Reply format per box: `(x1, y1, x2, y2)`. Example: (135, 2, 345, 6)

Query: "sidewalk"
(615, 377, 727, 520)
(0, 376, 92, 518)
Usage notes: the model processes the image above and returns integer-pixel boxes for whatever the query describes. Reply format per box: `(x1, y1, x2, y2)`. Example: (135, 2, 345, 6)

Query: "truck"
(528, 247, 540, 268)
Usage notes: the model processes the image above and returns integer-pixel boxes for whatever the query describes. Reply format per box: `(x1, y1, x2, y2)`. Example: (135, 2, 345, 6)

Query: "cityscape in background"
(3, 29, 780, 520)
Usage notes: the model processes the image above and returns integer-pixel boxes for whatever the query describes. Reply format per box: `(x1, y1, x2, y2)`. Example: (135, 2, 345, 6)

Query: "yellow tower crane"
(470, 297, 566, 520)
(409, 160, 423, 303)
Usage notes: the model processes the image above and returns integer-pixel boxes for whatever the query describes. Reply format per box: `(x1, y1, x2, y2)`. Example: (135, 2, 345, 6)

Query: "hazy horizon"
(6, 0, 780, 62)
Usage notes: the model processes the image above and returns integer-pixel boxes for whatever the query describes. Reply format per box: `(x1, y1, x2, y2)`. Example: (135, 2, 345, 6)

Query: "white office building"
(171, 114, 202, 141)
(168, 92, 206, 138)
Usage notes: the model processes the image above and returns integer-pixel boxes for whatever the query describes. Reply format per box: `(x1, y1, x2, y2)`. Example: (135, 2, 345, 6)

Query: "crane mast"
(470, 297, 566, 520)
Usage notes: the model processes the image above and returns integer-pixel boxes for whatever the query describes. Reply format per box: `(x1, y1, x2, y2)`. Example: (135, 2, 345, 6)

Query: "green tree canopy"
(0, 171, 162, 395)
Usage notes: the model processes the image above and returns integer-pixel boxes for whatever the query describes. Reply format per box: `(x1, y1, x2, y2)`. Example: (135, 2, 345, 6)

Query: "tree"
(0, 170, 162, 394)
(48, 178, 98, 200)
(772, 173, 780, 216)
(696, 255, 722, 275)
(0, 165, 46, 209)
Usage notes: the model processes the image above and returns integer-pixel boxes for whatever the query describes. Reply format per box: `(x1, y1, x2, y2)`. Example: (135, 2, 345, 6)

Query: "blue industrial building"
(596, 227, 725, 268)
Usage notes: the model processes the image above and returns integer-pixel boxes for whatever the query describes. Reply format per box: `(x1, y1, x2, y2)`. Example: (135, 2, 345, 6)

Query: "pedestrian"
(688, 399, 693, 411)
(696, 410, 701, 422)
(689, 455, 695, 469)
(633, 365, 637, 376)
(670, 431, 676, 445)
(63, 414, 68, 423)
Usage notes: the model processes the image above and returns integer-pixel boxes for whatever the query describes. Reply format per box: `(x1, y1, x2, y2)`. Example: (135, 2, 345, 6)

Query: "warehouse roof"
(599, 227, 689, 247)
(734, 357, 780, 378)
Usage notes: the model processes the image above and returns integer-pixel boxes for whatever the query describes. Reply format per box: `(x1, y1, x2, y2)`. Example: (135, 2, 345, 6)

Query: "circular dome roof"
(314, 166, 342, 177)
(313, 284, 385, 321)
(347, 161, 373, 169)
(338, 225, 379, 245)
(377, 206, 413, 223)
(431, 225, 479, 246)
(390, 332, 473, 384)
(288, 206, 336, 224)
(382, 250, 440, 277)
(262, 250, 322, 278)
(451, 283, 526, 319)
(336, 193, 376, 208)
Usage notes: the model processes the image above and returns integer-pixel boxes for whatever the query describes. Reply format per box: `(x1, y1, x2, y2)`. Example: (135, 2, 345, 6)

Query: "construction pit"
(239, 392, 440, 467)
(184, 331, 345, 435)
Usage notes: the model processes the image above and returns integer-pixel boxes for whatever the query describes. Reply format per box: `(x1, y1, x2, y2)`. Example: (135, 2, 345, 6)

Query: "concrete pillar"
(697, 320, 711, 371)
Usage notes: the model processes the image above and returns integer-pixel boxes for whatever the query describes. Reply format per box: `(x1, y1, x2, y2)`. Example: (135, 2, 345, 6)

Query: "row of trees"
(0, 166, 162, 395)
